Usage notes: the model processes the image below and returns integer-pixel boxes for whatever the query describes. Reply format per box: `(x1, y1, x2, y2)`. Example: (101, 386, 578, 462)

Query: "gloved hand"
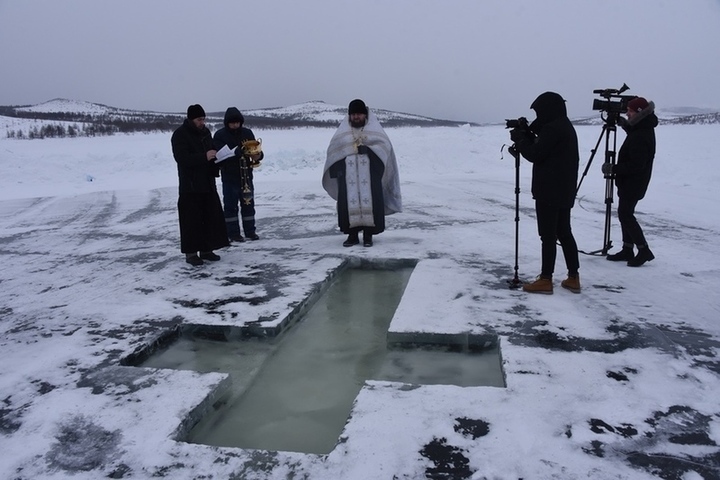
(601, 162, 614, 175)
(509, 128, 525, 144)
(249, 153, 262, 165)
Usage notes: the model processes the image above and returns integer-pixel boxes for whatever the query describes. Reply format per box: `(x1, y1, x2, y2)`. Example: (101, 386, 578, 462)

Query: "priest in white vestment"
(322, 99, 402, 247)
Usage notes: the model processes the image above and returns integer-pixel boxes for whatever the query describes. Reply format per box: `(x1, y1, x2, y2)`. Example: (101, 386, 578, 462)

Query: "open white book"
(214, 145, 237, 163)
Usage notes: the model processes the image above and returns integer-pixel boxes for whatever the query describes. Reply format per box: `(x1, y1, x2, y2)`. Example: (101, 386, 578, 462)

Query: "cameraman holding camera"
(602, 97, 657, 267)
(511, 91, 581, 294)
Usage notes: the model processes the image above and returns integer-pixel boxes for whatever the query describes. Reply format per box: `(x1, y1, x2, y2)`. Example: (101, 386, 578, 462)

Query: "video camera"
(505, 117, 532, 156)
(505, 117, 529, 131)
(592, 83, 635, 115)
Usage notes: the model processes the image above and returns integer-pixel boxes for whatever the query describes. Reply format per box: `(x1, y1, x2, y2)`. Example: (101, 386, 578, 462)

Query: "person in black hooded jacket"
(171, 104, 229, 266)
(602, 96, 658, 266)
(511, 91, 581, 294)
(213, 107, 264, 242)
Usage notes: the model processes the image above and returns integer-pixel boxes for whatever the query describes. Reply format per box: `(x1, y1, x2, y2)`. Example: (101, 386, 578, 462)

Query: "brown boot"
(561, 274, 581, 294)
(523, 276, 553, 294)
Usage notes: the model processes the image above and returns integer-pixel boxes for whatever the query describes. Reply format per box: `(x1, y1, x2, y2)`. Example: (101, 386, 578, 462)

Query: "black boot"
(363, 232, 373, 247)
(343, 233, 359, 247)
(627, 247, 654, 267)
(607, 247, 634, 262)
(199, 251, 221, 261)
(185, 254, 204, 266)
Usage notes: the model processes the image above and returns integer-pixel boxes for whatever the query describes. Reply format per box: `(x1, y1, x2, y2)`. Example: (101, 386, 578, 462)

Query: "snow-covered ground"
(0, 122, 719, 479)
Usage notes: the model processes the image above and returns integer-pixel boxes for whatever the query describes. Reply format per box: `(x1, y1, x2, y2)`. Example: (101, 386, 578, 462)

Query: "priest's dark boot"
(343, 232, 359, 247)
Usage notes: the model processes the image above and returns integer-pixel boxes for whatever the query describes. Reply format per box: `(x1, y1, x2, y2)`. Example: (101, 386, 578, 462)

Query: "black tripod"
(576, 114, 619, 255)
(505, 144, 523, 288)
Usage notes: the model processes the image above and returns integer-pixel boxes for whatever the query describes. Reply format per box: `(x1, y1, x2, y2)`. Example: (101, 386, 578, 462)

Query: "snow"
(0, 119, 719, 479)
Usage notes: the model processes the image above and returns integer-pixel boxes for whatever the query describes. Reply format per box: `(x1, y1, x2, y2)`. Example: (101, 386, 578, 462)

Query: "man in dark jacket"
(213, 107, 263, 242)
(511, 91, 581, 294)
(171, 104, 229, 266)
(602, 96, 658, 266)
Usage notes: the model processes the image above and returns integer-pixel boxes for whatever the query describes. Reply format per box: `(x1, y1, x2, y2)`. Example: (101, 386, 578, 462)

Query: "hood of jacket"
(625, 100, 658, 129)
(223, 107, 245, 128)
(530, 91, 568, 126)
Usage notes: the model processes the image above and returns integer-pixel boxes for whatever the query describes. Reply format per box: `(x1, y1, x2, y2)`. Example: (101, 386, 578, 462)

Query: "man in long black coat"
(512, 91, 581, 294)
(602, 96, 658, 266)
(171, 104, 229, 266)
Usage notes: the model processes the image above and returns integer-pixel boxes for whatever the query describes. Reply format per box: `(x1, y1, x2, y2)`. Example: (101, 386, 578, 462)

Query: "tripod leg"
(601, 124, 618, 255)
(508, 147, 523, 289)
(576, 125, 606, 195)
(602, 176, 614, 255)
(583, 122, 617, 256)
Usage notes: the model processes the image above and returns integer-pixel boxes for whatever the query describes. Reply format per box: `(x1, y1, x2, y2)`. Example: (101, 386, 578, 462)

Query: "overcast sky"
(1, 0, 719, 123)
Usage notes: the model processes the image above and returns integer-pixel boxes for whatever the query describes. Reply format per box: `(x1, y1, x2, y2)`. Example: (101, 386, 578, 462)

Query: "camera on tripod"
(505, 117, 529, 131)
(592, 83, 635, 118)
(576, 83, 635, 256)
(505, 117, 533, 151)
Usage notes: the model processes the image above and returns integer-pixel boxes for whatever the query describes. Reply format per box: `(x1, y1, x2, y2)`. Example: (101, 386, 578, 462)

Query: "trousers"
(222, 181, 256, 237)
(617, 196, 648, 247)
(535, 201, 580, 277)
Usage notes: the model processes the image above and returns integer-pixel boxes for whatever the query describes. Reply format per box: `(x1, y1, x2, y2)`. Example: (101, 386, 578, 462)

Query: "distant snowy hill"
(14, 98, 131, 116)
(658, 109, 720, 125)
(2, 98, 473, 133)
(1, 99, 186, 138)
(2, 99, 718, 140)
(240, 100, 462, 127)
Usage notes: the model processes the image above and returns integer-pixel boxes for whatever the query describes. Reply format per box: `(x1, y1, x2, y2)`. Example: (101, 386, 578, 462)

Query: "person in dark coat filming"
(511, 91, 581, 294)
(171, 104, 229, 266)
(213, 107, 263, 243)
(602, 96, 657, 267)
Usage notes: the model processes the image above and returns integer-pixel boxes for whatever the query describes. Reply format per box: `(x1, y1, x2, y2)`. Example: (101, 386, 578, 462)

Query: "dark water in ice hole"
(141, 268, 504, 455)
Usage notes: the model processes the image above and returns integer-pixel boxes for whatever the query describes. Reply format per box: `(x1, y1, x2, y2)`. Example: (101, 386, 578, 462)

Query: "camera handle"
(505, 144, 523, 289)
(576, 121, 618, 256)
